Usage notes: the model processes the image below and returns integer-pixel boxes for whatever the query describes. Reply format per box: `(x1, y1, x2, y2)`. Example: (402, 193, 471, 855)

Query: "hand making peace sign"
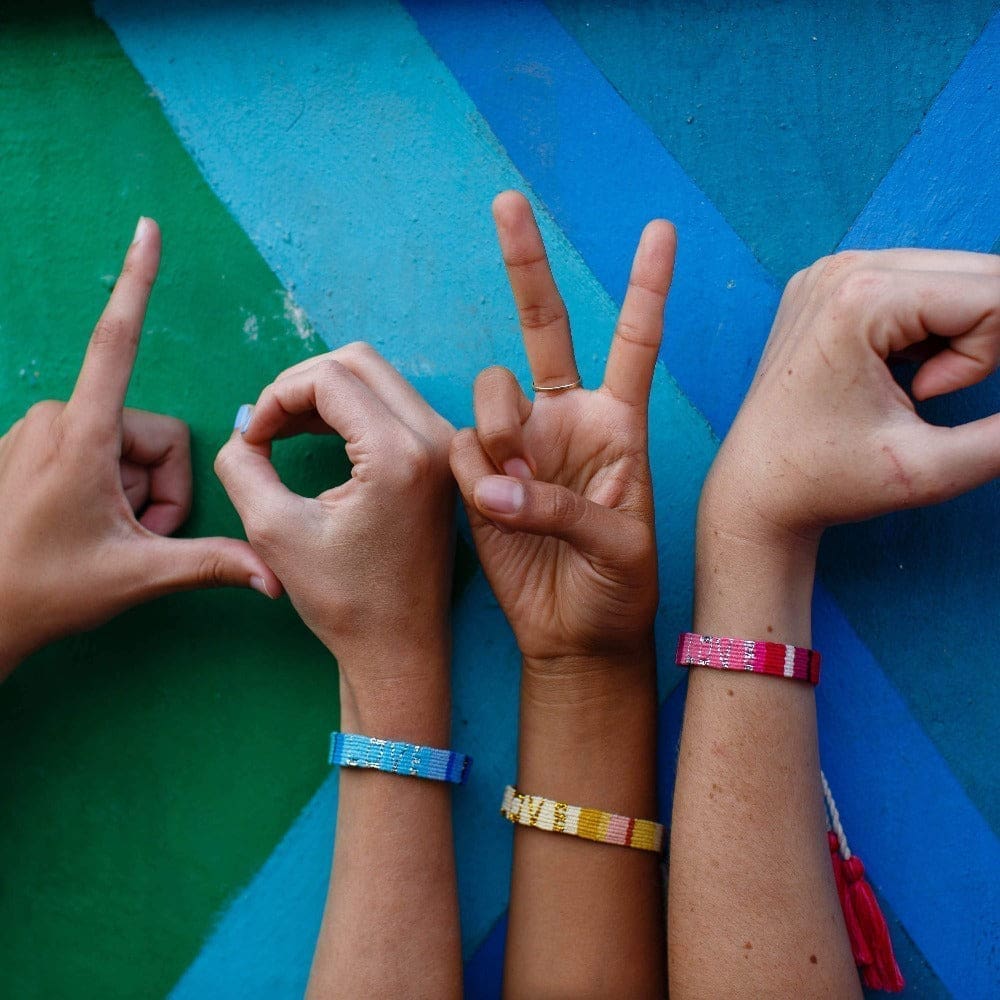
(450, 191, 677, 672)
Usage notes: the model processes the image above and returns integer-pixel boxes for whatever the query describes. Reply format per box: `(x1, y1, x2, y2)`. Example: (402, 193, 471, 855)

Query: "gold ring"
(532, 377, 582, 393)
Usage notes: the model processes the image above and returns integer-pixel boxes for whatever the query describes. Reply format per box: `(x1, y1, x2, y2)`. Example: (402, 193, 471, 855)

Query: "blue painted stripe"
(403, 2, 999, 993)
(841, 10, 1000, 252)
(403, 0, 780, 436)
(95, 2, 717, 993)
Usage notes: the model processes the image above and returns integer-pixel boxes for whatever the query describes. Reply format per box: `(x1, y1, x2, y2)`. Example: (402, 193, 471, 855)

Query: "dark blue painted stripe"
(405, 1, 999, 993)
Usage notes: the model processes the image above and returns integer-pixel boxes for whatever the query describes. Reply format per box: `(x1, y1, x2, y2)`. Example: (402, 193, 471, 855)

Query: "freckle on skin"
(726, 689, 734, 697)
(809, 955, 818, 964)
(743, 942, 752, 950)
(766, 624, 773, 633)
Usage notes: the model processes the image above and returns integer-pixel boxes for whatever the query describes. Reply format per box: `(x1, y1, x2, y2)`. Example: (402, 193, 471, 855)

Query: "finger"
(269, 344, 454, 443)
(901, 415, 1000, 504)
(69, 217, 161, 427)
(492, 190, 579, 391)
(473, 366, 533, 478)
(120, 460, 150, 514)
(120, 408, 192, 535)
(240, 360, 401, 452)
(603, 219, 677, 407)
(215, 426, 301, 531)
(857, 248, 1000, 276)
(470, 474, 646, 566)
(141, 534, 283, 600)
(878, 271, 1000, 394)
(449, 427, 502, 534)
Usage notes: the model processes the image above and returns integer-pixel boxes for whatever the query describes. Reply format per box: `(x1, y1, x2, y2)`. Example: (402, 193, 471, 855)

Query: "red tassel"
(828, 831, 905, 992)
(842, 854, 905, 992)
(828, 832, 873, 968)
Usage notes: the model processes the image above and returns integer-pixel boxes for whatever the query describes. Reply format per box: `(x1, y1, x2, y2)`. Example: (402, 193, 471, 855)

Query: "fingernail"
(475, 476, 524, 514)
(234, 404, 254, 434)
(503, 457, 533, 480)
(250, 575, 274, 599)
(132, 216, 150, 244)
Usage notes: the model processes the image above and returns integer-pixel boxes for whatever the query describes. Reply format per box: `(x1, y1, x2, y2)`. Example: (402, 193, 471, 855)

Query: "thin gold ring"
(532, 377, 582, 393)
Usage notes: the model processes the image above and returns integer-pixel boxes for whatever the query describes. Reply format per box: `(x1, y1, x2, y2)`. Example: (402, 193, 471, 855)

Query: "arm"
(0, 216, 279, 681)
(669, 249, 1000, 997)
(215, 343, 461, 999)
(449, 191, 676, 997)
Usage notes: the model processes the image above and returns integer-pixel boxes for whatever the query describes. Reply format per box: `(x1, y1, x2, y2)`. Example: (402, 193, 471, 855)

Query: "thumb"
(472, 475, 643, 566)
(143, 534, 284, 598)
(909, 415, 1000, 503)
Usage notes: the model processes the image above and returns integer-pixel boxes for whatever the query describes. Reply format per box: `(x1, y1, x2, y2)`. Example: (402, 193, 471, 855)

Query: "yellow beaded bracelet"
(500, 785, 664, 853)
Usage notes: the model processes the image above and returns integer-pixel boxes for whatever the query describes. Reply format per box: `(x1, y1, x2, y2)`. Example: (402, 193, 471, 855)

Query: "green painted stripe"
(0, 5, 340, 997)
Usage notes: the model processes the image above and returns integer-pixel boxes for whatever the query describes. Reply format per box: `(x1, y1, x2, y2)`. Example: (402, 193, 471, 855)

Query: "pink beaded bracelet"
(675, 631, 821, 685)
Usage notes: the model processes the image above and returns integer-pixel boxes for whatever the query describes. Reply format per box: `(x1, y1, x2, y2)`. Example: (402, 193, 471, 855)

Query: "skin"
(669, 249, 1000, 998)
(0, 217, 281, 682)
(450, 191, 676, 999)
(214, 343, 460, 1000)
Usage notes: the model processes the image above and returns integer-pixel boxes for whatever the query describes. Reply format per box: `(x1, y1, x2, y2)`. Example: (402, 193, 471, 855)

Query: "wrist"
(336, 642, 452, 747)
(694, 498, 818, 647)
(517, 644, 659, 813)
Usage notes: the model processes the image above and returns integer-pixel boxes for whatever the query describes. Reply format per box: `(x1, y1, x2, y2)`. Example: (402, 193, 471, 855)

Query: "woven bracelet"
(500, 785, 664, 852)
(329, 732, 471, 784)
(675, 631, 821, 685)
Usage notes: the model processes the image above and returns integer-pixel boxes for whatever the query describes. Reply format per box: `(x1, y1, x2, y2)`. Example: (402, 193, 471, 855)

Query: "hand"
(704, 249, 1000, 552)
(0, 218, 282, 679)
(449, 191, 677, 671)
(214, 343, 456, 715)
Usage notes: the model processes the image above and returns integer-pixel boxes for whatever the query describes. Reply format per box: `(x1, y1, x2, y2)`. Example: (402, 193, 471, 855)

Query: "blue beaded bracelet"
(328, 732, 472, 785)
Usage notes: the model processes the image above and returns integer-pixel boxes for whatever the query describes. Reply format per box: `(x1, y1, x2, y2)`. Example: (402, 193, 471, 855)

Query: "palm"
(472, 391, 655, 658)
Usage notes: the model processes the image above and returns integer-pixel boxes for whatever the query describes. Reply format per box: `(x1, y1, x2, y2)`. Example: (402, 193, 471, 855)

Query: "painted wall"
(1, 2, 997, 997)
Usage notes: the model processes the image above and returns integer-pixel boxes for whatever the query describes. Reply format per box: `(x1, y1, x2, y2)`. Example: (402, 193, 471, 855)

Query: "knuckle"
(476, 422, 515, 455)
(542, 485, 578, 525)
(90, 317, 131, 349)
(518, 301, 568, 333)
(195, 550, 230, 589)
(333, 340, 380, 369)
(831, 266, 885, 310)
(26, 399, 63, 423)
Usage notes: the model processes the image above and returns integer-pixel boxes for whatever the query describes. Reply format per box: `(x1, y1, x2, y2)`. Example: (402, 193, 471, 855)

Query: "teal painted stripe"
(95, 2, 717, 993)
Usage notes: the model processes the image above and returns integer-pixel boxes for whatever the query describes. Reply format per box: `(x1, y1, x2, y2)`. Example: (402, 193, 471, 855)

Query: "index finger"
(602, 219, 676, 407)
(68, 217, 161, 425)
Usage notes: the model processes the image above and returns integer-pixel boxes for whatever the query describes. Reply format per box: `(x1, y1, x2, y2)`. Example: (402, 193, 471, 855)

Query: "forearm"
(668, 510, 860, 997)
(504, 647, 663, 999)
(306, 645, 461, 1000)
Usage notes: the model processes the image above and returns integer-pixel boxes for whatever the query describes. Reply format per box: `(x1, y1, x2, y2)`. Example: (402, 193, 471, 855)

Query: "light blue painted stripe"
(841, 10, 1000, 251)
(95, 2, 717, 993)
(402, 2, 999, 992)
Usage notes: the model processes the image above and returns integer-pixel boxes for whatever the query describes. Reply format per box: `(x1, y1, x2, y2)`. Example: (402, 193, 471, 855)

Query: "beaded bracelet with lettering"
(329, 732, 472, 784)
(675, 631, 821, 685)
(500, 785, 664, 852)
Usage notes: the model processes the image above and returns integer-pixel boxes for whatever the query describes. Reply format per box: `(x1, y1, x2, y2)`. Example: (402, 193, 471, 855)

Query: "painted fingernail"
(250, 575, 274, 599)
(234, 404, 254, 434)
(475, 476, 524, 514)
(503, 457, 533, 480)
(132, 216, 150, 244)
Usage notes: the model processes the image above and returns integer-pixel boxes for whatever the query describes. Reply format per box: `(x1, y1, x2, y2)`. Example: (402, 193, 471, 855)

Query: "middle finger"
(493, 191, 579, 393)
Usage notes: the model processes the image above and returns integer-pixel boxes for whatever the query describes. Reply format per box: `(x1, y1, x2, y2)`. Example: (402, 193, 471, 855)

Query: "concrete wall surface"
(1, 2, 997, 997)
